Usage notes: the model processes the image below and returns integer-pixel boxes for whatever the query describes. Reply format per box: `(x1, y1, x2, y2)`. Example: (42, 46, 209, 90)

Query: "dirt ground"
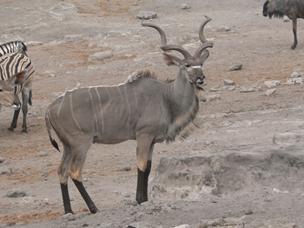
(1, 0, 304, 227)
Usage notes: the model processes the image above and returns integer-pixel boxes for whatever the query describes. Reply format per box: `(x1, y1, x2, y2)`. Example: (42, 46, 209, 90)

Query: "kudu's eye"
(185, 63, 191, 68)
(0, 89, 3, 92)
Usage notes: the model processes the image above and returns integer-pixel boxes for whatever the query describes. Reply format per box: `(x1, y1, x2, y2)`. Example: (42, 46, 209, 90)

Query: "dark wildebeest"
(263, 0, 304, 49)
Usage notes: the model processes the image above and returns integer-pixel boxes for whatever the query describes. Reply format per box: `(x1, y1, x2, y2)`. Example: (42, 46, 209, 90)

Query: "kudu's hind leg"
(70, 144, 98, 214)
(291, 19, 298, 49)
(58, 146, 74, 214)
(136, 134, 154, 204)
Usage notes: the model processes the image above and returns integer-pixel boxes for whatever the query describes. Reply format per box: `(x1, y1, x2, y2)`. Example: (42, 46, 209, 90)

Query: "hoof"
(21, 129, 28, 133)
(89, 206, 99, 214)
(291, 44, 297, 49)
(136, 196, 148, 205)
(8, 127, 14, 131)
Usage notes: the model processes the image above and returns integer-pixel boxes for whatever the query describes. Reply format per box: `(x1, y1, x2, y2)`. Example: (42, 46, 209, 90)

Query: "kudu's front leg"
(136, 134, 154, 204)
(291, 19, 298, 49)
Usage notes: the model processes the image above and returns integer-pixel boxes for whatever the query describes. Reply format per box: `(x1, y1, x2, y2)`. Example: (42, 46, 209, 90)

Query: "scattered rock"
(44, 71, 56, 78)
(206, 94, 221, 102)
(239, 86, 255, 93)
(199, 216, 245, 228)
(89, 50, 113, 62)
(260, 222, 297, 228)
(42, 171, 49, 181)
(122, 192, 131, 198)
(0, 157, 5, 163)
(64, 34, 84, 42)
(48, 2, 78, 21)
(223, 85, 236, 91)
(38, 151, 48, 157)
(287, 77, 303, 85)
(217, 26, 231, 32)
(273, 188, 289, 194)
(264, 80, 281, 88)
(128, 222, 155, 228)
(136, 11, 157, 20)
(223, 79, 235, 86)
(229, 64, 242, 71)
(290, 71, 302, 78)
(26, 41, 43, 47)
(0, 167, 13, 176)
(264, 88, 276, 96)
(244, 209, 253, 215)
(272, 131, 304, 146)
(283, 16, 290, 22)
(180, 3, 191, 10)
(6, 190, 27, 198)
(174, 224, 190, 228)
(209, 87, 221, 92)
(119, 167, 131, 172)
(199, 96, 207, 102)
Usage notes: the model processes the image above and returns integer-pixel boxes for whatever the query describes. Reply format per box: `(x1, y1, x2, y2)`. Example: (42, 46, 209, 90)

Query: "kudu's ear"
(163, 53, 183, 66)
(199, 50, 210, 64)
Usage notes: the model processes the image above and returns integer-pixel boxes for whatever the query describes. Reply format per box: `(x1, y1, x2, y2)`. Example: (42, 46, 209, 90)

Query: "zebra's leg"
(291, 18, 298, 49)
(28, 89, 32, 106)
(135, 134, 154, 204)
(9, 94, 21, 131)
(9, 109, 21, 131)
(21, 89, 29, 133)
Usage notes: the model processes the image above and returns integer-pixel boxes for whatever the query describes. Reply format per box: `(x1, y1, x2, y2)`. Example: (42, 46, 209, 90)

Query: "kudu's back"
(47, 72, 172, 145)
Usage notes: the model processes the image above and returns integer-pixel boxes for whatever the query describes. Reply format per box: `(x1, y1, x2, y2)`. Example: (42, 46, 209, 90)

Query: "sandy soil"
(1, 0, 304, 227)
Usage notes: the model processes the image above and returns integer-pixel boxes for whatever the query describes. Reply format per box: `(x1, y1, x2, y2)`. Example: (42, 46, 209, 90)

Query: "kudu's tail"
(45, 111, 60, 152)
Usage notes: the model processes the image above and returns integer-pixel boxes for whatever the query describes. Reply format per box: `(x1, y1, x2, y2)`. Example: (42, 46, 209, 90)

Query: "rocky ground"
(1, 0, 304, 227)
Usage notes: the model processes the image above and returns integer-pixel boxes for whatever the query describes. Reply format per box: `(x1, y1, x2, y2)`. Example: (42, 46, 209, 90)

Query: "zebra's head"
(0, 71, 26, 108)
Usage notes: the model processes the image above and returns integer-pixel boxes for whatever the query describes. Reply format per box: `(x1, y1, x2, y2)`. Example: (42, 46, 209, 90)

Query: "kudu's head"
(0, 70, 26, 108)
(142, 16, 213, 90)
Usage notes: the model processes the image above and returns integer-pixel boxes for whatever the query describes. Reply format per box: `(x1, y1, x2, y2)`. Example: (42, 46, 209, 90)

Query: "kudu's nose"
(196, 77, 204, 85)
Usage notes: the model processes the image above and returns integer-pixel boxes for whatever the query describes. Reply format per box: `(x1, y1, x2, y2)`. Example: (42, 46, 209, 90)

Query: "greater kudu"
(45, 16, 213, 214)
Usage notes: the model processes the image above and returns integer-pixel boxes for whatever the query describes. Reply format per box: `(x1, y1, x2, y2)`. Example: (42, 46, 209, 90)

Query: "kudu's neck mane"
(165, 68, 199, 142)
(126, 70, 157, 83)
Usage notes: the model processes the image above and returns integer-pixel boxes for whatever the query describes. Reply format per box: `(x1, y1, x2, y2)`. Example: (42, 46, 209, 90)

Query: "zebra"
(0, 40, 27, 57)
(0, 52, 34, 132)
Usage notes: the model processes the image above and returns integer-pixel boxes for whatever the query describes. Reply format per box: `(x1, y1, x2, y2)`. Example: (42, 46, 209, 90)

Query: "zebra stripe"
(0, 41, 27, 57)
(0, 52, 34, 99)
(0, 52, 31, 81)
